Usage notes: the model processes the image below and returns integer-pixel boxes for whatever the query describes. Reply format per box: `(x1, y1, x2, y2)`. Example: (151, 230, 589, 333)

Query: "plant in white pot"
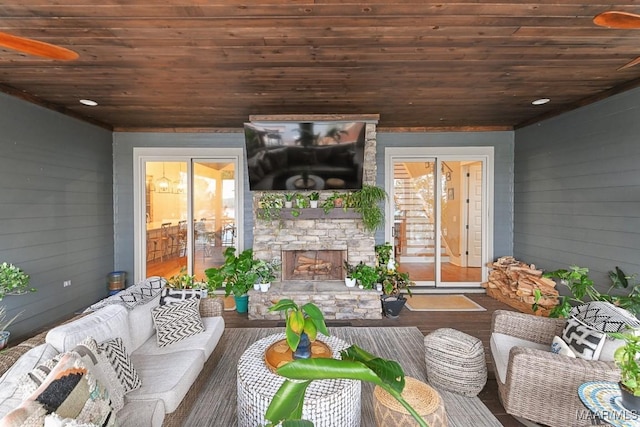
(0, 262, 35, 301)
(253, 258, 280, 292)
(343, 261, 357, 287)
(309, 191, 320, 208)
(0, 305, 22, 350)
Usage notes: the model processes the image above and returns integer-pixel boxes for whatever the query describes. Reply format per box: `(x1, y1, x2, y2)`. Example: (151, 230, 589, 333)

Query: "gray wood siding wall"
(0, 93, 114, 340)
(377, 132, 514, 258)
(514, 87, 640, 290)
(114, 130, 514, 280)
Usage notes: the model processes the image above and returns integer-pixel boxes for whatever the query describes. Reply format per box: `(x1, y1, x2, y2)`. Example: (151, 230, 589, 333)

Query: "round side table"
(237, 333, 361, 427)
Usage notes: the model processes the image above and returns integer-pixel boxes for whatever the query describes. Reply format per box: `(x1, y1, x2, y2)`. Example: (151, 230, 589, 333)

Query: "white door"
(466, 162, 483, 267)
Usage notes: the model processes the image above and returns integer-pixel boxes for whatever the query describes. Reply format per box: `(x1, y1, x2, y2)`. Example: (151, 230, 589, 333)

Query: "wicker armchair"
(490, 310, 621, 427)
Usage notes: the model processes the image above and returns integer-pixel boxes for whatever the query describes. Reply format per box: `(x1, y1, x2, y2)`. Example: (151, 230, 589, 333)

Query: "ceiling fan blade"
(594, 11, 640, 29)
(617, 56, 640, 71)
(0, 31, 78, 60)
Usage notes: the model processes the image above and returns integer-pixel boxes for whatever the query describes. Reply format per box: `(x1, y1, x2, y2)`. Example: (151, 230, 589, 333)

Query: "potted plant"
(611, 330, 640, 411)
(343, 261, 357, 287)
(268, 299, 329, 359)
(0, 305, 22, 350)
(284, 193, 294, 208)
(322, 191, 346, 213)
(309, 191, 320, 208)
(351, 262, 378, 290)
(348, 185, 388, 233)
(257, 193, 285, 221)
(294, 192, 309, 209)
(0, 262, 35, 301)
(377, 253, 414, 318)
(253, 258, 280, 292)
(264, 344, 428, 427)
(167, 267, 207, 296)
(205, 247, 259, 313)
(532, 265, 640, 318)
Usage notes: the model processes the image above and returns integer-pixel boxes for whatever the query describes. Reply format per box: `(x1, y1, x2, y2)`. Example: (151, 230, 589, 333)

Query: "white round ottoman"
(424, 328, 487, 397)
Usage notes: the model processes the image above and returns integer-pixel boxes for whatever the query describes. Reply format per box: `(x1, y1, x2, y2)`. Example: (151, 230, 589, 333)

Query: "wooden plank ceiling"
(1, 1, 640, 131)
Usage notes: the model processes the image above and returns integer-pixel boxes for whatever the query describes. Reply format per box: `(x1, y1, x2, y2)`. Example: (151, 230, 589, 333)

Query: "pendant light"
(156, 163, 171, 193)
(174, 163, 186, 194)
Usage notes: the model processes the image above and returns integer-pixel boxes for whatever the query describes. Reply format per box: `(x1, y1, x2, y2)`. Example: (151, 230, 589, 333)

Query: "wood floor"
(222, 293, 525, 426)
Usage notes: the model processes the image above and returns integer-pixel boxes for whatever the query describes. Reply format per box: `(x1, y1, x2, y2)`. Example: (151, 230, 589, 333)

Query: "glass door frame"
(132, 147, 244, 283)
(384, 146, 494, 288)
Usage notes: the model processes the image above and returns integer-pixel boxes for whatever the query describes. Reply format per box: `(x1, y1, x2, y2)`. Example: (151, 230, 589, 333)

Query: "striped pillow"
(151, 298, 205, 347)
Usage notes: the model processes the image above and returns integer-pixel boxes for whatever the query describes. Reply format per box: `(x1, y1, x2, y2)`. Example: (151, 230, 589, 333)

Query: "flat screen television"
(244, 121, 366, 191)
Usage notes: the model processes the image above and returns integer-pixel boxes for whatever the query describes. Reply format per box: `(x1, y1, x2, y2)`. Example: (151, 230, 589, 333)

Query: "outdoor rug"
(405, 294, 486, 312)
(183, 326, 501, 426)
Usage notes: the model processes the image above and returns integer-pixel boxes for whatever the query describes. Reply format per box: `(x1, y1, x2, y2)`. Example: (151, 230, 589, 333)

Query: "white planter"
(310, 200, 319, 208)
(345, 277, 357, 287)
(200, 289, 209, 298)
(253, 283, 260, 291)
(260, 282, 271, 292)
(376, 283, 383, 292)
(284, 201, 293, 208)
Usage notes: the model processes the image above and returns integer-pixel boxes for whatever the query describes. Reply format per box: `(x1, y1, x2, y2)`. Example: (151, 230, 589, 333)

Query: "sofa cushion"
(127, 350, 204, 413)
(116, 399, 164, 427)
(46, 305, 133, 354)
(128, 294, 161, 351)
(151, 299, 204, 348)
(98, 338, 141, 394)
(550, 335, 576, 358)
(490, 332, 549, 384)
(0, 343, 59, 420)
(135, 316, 224, 360)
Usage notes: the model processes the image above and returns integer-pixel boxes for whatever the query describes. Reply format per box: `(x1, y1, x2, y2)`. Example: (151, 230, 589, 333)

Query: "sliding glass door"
(134, 148, 243, 283)
(385, 147, 493, 288)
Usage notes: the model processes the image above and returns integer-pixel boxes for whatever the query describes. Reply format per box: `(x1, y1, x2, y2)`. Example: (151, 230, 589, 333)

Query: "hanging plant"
(348, 185, 388, 232)
(0, 263, 35, 301)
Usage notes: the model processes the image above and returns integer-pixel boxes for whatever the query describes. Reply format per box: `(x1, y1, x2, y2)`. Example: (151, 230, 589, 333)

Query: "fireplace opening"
(282, 250, 346, 281)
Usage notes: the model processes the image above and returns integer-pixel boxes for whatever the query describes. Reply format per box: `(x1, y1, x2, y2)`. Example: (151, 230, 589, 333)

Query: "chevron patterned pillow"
(151, 298, 205, 348)
(98, 337, 141, 393)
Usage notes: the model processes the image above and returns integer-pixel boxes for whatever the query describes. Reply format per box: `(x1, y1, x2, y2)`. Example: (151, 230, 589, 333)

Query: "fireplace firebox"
(282, 250, 346, 282)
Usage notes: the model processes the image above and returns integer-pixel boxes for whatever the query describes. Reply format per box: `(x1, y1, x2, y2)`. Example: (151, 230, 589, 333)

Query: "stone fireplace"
(248, 117, 382, 320)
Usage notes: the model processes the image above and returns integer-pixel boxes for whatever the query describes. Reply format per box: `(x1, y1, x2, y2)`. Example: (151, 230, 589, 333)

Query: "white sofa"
(0, 291, 225, 427)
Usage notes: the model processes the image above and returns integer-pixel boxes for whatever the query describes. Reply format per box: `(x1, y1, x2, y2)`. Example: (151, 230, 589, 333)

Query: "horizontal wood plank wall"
(514, 86, 640, 289)
(0, 92, 114, 340)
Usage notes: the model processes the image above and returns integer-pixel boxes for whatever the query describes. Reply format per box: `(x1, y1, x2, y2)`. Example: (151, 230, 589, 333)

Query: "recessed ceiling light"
(532, 98, 550, 105)
(79, 99, 98, 106)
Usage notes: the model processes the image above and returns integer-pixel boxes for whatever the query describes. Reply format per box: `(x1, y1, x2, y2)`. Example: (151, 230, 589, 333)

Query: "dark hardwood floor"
(222, 293, 525, 426)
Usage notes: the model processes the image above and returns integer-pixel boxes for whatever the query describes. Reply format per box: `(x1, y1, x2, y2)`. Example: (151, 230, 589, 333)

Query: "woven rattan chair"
(490, 310, 621, 427)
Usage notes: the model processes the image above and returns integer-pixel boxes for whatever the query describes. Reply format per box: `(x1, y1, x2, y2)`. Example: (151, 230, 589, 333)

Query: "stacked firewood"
(482, 256, 559, 315)
(293, 255, 332, 275)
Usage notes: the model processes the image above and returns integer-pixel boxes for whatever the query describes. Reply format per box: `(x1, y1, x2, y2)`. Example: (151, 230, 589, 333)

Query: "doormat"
(223, 296, 236, 311)
(405, 294, 486, 311)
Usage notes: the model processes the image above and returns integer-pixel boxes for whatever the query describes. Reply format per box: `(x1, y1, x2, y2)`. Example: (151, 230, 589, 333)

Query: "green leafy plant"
(294, 193, 309, 208)
(0, 263, 35, 301)
(167, 267, 203, 289)
(379, 269, 414, 296)
(0, 305, 22, 331)
(309, 192, 320, 201)
(347, 185, 387, 232)
(257, 193, 285, 221)
(343, 261, 356, 278)
(375, 243, 393, 268)
(268, 299, 329, 352)
(533, 265, 640, 318)
(351, 262, 378, 290)
(205, 247, 259, 297)
(612, 331, 640, 396)
(321, 192, 346, 214)
(252, 258, 280, 284)
(265, 345, 428, 427)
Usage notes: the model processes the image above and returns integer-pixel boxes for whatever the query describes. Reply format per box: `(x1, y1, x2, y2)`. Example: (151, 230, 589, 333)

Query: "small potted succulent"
(268, 298, 329, 359)
(284, 193, 294, 208)
(309, 191, 320, 208)
(0, 262, 35, 301)
(343, 261, 357, 287)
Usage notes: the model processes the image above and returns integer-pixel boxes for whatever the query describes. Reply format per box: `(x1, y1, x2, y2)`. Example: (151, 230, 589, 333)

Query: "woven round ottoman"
(374, 376, 447, 426)
(424, 328, 487, 397)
